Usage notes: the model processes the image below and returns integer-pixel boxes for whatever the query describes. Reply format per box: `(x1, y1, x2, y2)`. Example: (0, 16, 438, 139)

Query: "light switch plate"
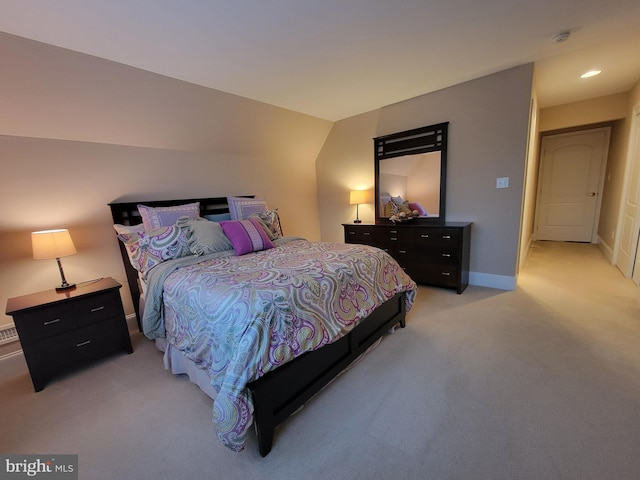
(496, 177, 509, 189)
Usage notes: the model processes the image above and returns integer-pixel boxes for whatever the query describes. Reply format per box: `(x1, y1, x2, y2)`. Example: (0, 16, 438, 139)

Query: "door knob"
(588, 192, 597, 197)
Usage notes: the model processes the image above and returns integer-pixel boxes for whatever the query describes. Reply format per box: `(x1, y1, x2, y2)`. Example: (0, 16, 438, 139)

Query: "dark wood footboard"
(248, 291, 407, 456)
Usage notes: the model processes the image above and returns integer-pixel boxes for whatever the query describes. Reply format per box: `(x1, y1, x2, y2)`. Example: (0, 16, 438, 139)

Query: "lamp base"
(353, 219, 362, 223)
(55, 283, 76, 292)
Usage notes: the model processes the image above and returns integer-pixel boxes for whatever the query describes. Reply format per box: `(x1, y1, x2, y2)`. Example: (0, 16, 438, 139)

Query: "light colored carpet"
(1, 241, 639, 480)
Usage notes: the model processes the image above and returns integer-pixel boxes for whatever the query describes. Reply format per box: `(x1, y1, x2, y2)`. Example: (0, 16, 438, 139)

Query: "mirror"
(374, 122, 448, 225)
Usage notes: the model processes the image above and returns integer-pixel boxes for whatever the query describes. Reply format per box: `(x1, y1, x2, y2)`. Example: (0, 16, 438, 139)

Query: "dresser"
(343, 222, 472, 293)
(5, 277, 133, 392)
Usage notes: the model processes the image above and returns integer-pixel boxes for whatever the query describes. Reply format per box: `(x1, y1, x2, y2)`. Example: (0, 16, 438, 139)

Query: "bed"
(109, 196, 417, 456)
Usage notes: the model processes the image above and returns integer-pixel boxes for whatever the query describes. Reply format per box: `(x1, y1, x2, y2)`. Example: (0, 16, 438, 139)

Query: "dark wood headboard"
(109, 196, 252, 331)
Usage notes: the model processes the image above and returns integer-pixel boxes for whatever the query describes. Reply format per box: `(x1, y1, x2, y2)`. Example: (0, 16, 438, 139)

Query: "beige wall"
(316, 64, 535, 289)
(539, 93, 629, 132)
(0, 32, 333, 329)
(537, 86, 640, 262)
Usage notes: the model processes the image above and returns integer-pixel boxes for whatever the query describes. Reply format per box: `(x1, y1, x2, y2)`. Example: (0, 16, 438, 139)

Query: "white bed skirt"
(154, 325, 393, 405)
(155, 338, 218, 399)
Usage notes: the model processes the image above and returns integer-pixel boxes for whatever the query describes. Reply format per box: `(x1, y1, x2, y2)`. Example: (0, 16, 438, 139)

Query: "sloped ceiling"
(1, 0, 639, 120)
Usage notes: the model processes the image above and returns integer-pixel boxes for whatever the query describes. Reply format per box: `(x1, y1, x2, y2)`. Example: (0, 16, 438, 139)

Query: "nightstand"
(5, 277, 133, 392)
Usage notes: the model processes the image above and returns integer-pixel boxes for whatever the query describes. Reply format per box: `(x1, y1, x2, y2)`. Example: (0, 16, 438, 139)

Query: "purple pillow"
(220, 219, 274, 256)
(407, 202, 428, 216)
(138, 202, 200, 230)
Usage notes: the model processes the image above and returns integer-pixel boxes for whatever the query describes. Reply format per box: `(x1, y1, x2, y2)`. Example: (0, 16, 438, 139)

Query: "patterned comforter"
(143, 238, 417, 451)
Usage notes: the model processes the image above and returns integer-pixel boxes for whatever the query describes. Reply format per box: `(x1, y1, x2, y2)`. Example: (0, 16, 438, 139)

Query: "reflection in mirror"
(378, 151, 441, 218)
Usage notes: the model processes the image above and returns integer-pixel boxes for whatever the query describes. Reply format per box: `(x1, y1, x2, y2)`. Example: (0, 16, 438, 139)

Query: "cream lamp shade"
(32, 229, 77, 291)
(349, 190, 373, 223)
(32, 229, 77, 259)
(349, 190, 373, 205)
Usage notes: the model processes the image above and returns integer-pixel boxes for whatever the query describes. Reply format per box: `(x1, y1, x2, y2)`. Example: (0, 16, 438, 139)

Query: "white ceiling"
(1, 0, 640, 121)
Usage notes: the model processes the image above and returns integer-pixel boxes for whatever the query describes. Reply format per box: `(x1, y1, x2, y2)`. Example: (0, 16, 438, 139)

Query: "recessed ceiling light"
(580, 70, 602, 78)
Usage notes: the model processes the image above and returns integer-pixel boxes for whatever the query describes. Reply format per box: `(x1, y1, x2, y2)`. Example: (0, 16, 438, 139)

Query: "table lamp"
(32, 229, 77, 291)
(349, 190, 373, 224)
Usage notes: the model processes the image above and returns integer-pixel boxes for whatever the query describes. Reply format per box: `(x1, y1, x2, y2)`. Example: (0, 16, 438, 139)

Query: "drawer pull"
(44, 319, 61, 326)
(398, 250, 407, 254)
(442, 235, 452, 239)
(442, 253, 451, 257)
(441, 272, 451, 276)
(363, 232, 371, 236)
(348, 231, 355, 235)
(390, 230, 398, 234)
(390, 237, 398, 241)
(76, 340, 92, 348)
(90, 306, 105, 312)
(420, 234, 430, 238)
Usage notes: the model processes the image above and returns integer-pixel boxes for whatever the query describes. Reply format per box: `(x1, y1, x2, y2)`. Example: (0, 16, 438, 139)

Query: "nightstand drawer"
(37, 318, 125, 367)
(73, 291, 122, 326)
(15, 303, 76, 341)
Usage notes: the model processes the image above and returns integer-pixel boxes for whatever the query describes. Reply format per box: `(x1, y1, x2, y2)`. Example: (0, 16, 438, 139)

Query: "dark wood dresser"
(343, 222, 472, 293)
(5, 277, 133, 391)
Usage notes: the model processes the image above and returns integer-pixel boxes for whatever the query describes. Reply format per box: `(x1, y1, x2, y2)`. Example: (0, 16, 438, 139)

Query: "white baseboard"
(469, 271, 516, 291)
(125, 313, 139, 333)
(597, 236, 615, 264)
(0, 349, 24, 361)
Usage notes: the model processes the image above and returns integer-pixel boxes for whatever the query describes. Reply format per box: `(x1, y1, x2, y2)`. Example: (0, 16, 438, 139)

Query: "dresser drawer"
(73, 291, 122, 326)
(420, 247, 459, 264)
(415, 228, 459, 247)
(382, 227, 413, 243)
(344, 226, 378, 245)
(14, 303, 76, 341)
(409, 264, 459, 288)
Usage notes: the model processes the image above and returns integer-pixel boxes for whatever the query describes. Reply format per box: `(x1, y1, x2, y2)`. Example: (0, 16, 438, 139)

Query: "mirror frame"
(374, 122, 448, 225)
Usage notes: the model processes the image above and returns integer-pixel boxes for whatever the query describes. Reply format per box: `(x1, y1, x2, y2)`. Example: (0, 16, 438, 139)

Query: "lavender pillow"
(220, 219, 274, 256)
(138, 202, 200, 230)
(227, 196, 268, 220)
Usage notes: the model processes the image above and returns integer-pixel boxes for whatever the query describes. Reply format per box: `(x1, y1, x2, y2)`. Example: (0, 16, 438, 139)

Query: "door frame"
(533, 127, 610, 243)
(613, 103, 640, 279)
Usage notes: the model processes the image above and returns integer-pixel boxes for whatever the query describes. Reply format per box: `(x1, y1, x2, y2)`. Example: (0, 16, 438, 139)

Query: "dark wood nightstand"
(5, 277, 133, 392)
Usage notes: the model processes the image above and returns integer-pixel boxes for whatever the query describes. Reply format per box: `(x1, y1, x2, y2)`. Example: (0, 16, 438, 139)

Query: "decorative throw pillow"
(138, 202, 200, 230)
(176, 216, 233, 256)
(384, 200, 398, 217)
(117, 226, 190, 274)
(220, 219, 274, 256)
(113, 223, 145, 235)
(407, 202, 428, 216)
(248, 209, 283, 240)
(204, 212, 232, 222)
(227, 196, 268, 220)
(397, 201, 413, 215)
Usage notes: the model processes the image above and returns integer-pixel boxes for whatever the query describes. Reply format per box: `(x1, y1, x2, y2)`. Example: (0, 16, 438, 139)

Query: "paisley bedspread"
(143, 238, 416, 451)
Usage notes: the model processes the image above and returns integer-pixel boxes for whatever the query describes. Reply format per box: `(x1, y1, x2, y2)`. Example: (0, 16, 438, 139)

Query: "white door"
(536, 128, 609, 242)
(616, 105, 640, 279)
